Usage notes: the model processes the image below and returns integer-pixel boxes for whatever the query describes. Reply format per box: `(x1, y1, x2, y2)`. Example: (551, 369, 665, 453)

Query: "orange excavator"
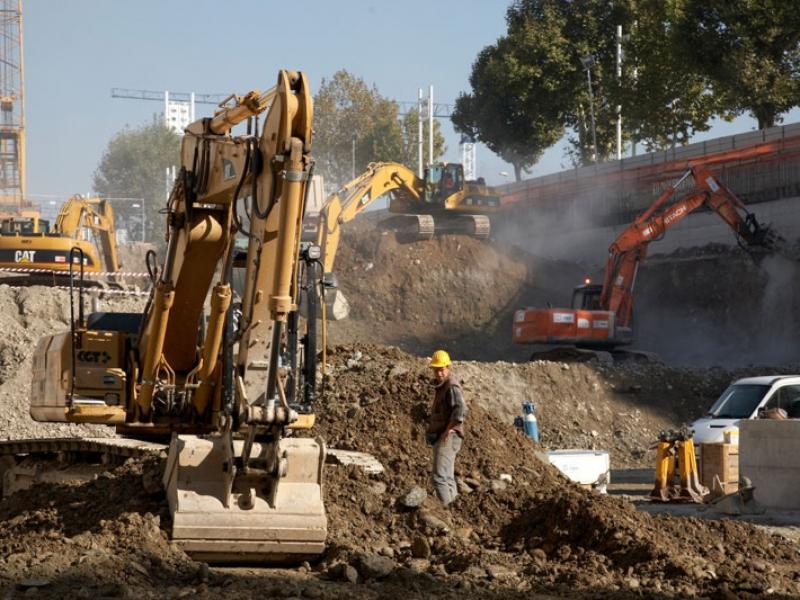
(512, 165, 781, 354)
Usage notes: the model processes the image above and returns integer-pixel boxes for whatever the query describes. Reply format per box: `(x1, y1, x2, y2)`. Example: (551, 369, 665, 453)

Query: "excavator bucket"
(163, 434, 326, 563)
(711, 477, 765, 516)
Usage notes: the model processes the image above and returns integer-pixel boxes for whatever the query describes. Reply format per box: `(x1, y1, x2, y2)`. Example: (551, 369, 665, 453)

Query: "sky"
(24, 0, 800, 206)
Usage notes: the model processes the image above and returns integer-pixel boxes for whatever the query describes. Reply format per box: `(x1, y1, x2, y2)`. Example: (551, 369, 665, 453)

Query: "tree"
(678, 1, 800, 129)
(457, 0, 759, 171)
(313, 70, 445, 189)
(93, 121, 180, 243)
(619, 0, 727, 151)
(452, 24, 566, 180)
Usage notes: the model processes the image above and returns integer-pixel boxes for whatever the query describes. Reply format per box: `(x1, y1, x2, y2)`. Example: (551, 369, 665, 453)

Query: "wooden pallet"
(700, 443, 739, 494)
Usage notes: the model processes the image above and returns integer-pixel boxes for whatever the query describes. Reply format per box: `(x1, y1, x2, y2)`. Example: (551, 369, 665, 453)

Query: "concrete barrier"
(740, 419, 800, 509)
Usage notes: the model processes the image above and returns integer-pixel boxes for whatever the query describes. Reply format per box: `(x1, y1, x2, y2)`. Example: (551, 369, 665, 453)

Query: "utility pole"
(351, 133, 356, 179)
(428, 85, 434, 167)
(417, 88, 423, 177)
(580, 55, 598, 163)
(616, 25, 622, 160)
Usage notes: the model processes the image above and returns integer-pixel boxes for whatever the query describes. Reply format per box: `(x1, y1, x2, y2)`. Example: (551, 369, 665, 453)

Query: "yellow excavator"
(305, 161, 500, 317)
(28, 70, 325, 562)
(0, 195, 120, 283)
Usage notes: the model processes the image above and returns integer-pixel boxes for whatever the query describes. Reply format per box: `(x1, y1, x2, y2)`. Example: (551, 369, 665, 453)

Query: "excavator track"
(379, 213, 490, 240)
(378, 214, 434, 240)
(0, 437, 166, 497)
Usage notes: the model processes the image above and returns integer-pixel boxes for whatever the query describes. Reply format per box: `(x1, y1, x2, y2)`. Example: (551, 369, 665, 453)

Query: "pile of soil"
(329, 218, 800, 367)
(1, 344, 797, 598)
(316, 345, 800, 597)
(328, 219, 582, 362)
(116, 241, 157, 274)
(637, 244, 800, 366)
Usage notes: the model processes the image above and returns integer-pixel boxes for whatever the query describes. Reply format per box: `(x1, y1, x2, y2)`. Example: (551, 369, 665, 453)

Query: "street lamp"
(579, 54, 599, 163)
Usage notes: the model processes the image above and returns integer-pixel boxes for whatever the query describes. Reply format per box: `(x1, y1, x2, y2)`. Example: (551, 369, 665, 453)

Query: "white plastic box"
(544, 449, 610, 492)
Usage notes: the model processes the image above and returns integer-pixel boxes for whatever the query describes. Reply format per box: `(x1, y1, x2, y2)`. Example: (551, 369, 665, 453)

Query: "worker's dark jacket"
(427, 375, 468, 438)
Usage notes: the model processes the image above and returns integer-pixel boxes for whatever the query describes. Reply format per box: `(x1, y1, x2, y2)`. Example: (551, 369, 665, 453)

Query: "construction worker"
(425, 349, 468, 506)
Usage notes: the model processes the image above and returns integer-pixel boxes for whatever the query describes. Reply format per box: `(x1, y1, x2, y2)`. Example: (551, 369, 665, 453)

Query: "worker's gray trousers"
(432, 434, 462, 506)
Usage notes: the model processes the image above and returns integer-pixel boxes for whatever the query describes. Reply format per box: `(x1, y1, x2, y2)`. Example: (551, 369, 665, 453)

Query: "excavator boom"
(308, 161, 497, 320)
(513, 166, 781, 351)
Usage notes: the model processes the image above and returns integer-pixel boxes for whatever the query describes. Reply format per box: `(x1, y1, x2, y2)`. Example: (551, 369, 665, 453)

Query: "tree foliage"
(313, 70, 445, 189)
(93, 121, 180, 243)
(452, 23, 566, 180)
(455, 0, 800, 171)
(678, 1, 800, 129)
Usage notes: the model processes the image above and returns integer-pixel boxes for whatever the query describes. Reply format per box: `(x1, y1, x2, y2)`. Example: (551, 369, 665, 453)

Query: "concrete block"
(740, 420, 800, 509)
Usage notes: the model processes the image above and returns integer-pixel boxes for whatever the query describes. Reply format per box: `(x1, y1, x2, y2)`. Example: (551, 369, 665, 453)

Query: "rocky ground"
(0, 346, 798, 598)
(0, 229, 797, 598)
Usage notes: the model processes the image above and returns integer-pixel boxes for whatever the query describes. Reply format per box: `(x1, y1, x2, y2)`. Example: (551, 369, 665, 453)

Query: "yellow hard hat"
(429, 349, 452, 368)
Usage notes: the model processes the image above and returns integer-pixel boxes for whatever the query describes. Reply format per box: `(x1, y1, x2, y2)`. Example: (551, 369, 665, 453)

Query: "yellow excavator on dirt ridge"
(304, 161, 500, 318)
(0, 195, 120, 283)
(27, 70, 325, 562)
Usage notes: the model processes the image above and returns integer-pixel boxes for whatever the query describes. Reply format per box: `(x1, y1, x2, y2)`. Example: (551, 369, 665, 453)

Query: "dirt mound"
(0, 456, 204, 599)
(638, 244, 800, 366)
(0, 344, 797, 597)
(116, 242, 156, 273)
(316, 345, 800, 597)
(329, 219, 582, 361)
(330, 219, 800, 367)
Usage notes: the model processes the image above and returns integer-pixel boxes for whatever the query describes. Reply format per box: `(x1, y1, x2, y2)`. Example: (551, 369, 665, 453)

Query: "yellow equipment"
(650, 429, 708, 503)
(429, 349, 452, 368)
(0, 196, 120, 281)
(29, 70, 325, 562)
(313, 161, 499, 278)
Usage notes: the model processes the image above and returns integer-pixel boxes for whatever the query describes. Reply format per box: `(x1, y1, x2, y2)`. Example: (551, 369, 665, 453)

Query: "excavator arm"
(513, 165, 780, 350)
(30, 70, 325, 562)
(315, 161, 421, 276)
(55, 196, 121, 272)
(600, 166, 779, 329)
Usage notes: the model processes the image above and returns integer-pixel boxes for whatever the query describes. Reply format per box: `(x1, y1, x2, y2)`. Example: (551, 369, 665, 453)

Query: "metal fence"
(497, 122, 800, 229)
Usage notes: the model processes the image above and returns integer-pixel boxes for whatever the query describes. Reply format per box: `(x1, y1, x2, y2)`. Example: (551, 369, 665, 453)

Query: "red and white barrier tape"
(0, 267, 151, 278)
(50, 286, 152, 296)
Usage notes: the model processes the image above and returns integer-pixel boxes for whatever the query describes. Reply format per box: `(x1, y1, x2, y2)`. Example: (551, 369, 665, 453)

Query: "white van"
(690, 375, 800, 445)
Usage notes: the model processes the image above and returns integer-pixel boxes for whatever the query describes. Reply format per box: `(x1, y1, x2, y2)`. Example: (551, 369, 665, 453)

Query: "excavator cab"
(424, 163, 464, 205)
(571, 282, 603, 310)
(0, 215, 49, 235)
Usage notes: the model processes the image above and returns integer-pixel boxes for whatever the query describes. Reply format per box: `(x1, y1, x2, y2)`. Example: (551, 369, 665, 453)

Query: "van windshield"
(707, 384, 770, 419)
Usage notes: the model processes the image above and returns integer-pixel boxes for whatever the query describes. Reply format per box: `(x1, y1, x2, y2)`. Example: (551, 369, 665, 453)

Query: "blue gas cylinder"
(521, 401, 539, 442)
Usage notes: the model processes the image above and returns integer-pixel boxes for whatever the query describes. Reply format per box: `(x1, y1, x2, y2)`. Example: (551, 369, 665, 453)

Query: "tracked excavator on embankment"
(512, 165, 783, 361)
(3, 70, 327, 563)
(303, 160, 501, 319)
(0, 195, 120, 285)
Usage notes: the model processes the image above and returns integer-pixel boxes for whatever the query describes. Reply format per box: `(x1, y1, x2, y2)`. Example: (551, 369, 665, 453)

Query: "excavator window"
(425, 164, 464, 205)
(572, 284, 603, 310)
(0, 217, 47, 235)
